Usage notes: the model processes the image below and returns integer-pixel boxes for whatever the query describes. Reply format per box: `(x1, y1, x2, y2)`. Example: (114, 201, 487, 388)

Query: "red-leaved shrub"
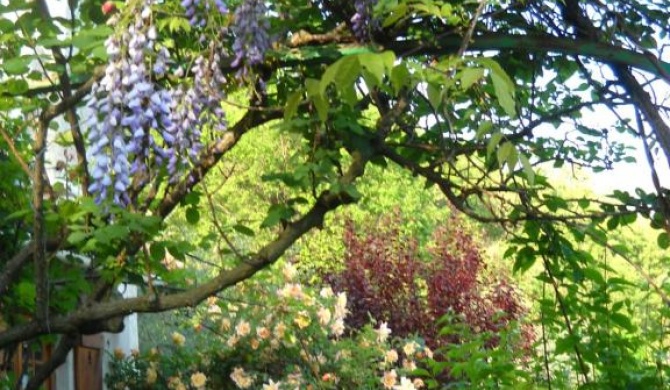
(324, 215, 531, 349)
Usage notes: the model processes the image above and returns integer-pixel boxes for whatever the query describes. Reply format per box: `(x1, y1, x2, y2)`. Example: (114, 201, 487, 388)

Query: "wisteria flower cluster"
(231, 0, 271, 71)
(351, 0, 379, 41)
(87, 3, 167, 205)
(181, 0, 228, 28)
(166, 53, 227, 182)
(179, 0, 271, 75)
(87, 0, 228, 204)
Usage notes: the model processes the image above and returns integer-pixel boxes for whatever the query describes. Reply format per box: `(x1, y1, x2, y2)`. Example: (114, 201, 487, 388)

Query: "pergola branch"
(0, 151, 367, 347)
(0, 90, 412, 349)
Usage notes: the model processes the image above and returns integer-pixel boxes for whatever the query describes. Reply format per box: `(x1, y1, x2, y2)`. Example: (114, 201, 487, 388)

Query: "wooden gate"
(74, 346, 102, 390)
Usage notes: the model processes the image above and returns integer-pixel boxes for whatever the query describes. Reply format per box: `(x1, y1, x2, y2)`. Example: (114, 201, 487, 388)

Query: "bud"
(102, 1, 117, 15)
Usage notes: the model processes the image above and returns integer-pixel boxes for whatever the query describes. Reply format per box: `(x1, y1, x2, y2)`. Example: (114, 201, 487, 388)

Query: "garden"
(1, 0, 670, 389)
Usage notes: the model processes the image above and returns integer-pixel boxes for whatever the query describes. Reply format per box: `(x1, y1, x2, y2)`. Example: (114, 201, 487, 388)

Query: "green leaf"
(555, 335, 578, 355)
(610, 312, 636, 332)
(3, 56, 32, 75)
(38, 37, 70, 48)
(16, 281, 36, 309)
(150, 242, 166, 262)
(284, 90, 302, 120)
(341, 183, 362, 200)
(524, 220, 540, 241)
(475, 121, 493, 140)
(577, 198, 590, 209)
(320, 55, 359, 95)
(0, 18, 13, 33)
(582, 267, 605, 285)
(480, 58, 516, 117)
(426, 83, 443, 110)
(93, 225, 128, 245)
(183, 191, 201, 206)
(261, 204, 294, 228)
(487, 132, 503, 157)
(391, 63, 411, 93)
(412, 368, 432, 377)
(513, 246, 536, 273)
(4, 208, 31, 221)
(496, 142, 515, 169)
(519, 153, 534, 184)
(606, 216, 619, 230)
(383, 3, 407, 27)
(185, 207, 200, 225)
(5, 79, 29, 95)
(619, 212, 636, 226)
(67, 231, 89, 245)
(233, 224, 255, 237)
(306, 78, 328, 122)
(358, 51, 394, 87)
(459, 67, 485, 90)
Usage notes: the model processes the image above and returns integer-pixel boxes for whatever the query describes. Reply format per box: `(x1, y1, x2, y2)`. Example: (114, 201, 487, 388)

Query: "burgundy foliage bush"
(324, 215, 531, 349)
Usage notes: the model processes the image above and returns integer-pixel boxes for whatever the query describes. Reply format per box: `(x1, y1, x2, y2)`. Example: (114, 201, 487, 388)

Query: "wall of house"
(53, 284, 138, 390)
(101, 284, 139, 390)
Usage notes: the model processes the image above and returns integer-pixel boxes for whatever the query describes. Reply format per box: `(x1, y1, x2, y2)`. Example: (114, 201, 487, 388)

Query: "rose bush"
(106, 264, 432, 389)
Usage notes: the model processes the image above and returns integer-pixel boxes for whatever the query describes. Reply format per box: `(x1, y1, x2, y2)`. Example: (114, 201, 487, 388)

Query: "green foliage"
(418, 312, 532, 389)
(113, 264, 430, 389)
(2, 1, 670, 390)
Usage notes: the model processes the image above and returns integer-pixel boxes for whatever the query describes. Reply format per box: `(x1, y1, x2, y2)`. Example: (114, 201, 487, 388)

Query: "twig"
(457, 0, 488, 58)
(0, 125, 31, 176)
(201, 179, 245, 263)
(542, 255, 591, 384)
(32, 120, 49, 323)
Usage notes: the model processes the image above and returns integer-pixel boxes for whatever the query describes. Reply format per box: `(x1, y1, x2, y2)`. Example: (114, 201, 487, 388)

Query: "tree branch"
(0, 126, 31, 177)
(32, 120, 48, 323)
(382, 32, 670, 80)
(0, 89, 414, 349)
(155, 106, 283, 219)
(23, 334, 77, 390)
(0, 151, 368, 347)
(0, 240, 62, 298)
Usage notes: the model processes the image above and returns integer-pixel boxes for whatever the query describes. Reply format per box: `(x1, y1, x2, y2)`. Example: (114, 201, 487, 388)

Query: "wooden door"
(75, 346, 102, 390)
(11, 341, 52, 390)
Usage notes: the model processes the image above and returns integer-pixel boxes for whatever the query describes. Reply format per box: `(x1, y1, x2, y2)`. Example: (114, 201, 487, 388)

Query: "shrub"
(325, 215, 532, 349)
(106, 263, 430, 389)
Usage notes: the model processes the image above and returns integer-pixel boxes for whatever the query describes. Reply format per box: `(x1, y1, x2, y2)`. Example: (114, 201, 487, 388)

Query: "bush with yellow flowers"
(105, 263, 432, 389)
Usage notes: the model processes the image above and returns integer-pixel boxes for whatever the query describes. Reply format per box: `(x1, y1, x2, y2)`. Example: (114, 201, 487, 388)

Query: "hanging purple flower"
(86, 35, 131, 205)
(87, 1, 174, 205)
(87, 0, 231, 207)
(165, 53, 227, 182)
(180, 0, 227, 27)
(351, 0, 378, 41)
(231, 0, 271, 71)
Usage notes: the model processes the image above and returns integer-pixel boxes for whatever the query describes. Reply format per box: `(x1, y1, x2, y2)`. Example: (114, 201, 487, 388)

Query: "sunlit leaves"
(316, 50, 397, 111)
(479, 58, 516, 117)
(2, 56, 32, 75)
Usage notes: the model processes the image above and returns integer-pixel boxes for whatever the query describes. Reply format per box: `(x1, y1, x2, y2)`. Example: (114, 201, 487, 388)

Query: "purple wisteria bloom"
(166, 53, 227, 181)
(86, 0, 175, 206)
(231, 0, 271, 71)
(87, 0, 232, 207)
(181, 0, 227, 27)
(351, 0, 378, 41)
(86, 35, 132, 205)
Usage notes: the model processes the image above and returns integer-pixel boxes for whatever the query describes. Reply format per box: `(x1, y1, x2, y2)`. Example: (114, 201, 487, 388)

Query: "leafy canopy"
(1, 0, 670, 388)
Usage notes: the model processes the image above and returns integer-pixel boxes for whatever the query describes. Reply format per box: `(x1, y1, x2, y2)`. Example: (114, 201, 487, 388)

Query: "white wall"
(101, 284, 139, 390)
(52, 284, 139, 390)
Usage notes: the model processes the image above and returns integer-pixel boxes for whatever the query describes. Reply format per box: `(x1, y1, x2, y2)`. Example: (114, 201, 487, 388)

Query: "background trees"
(1, 0, 670, 388)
